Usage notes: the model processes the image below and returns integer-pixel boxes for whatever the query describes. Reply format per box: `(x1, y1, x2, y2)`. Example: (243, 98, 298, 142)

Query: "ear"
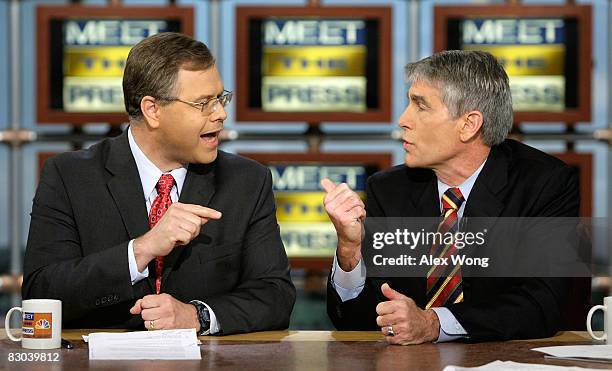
(459, 110, 483, 142)
(140, 96, 162, 129)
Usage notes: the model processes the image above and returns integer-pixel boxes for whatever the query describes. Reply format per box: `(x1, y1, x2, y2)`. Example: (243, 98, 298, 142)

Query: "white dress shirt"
(126, 127, 220, 334)
(330, 160, 487, 342)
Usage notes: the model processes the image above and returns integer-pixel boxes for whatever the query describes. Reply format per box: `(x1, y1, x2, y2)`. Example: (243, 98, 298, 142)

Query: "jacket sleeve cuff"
(127, 239, 149, 285)
(431, 307, 468, 342)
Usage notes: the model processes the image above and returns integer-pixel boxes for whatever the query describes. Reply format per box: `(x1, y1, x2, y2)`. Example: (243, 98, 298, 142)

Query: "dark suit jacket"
(328, 139, 585, 341)
(23, 130, 295, 334)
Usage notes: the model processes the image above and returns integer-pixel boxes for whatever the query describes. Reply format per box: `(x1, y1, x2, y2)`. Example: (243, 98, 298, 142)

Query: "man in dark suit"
(322, 50, 581, 344)
(23, 32, 295, 335)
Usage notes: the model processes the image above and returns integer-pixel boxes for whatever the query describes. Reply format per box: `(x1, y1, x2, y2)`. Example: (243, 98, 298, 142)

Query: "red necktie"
(426, 187, 465, 309)
(149, 174, 175, 294)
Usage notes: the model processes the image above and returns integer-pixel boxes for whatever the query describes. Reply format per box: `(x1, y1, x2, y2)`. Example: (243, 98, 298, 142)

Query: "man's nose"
(398, 106, 412, 129)
(211, 101, 228, 121)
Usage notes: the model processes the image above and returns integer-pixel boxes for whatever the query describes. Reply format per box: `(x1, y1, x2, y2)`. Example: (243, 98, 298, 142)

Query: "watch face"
(196, 304, 211, 332)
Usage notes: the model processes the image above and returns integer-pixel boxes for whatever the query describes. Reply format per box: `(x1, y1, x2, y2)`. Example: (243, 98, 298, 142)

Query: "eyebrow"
(409, 93, 430, 108)
(193, 88, 225, 102)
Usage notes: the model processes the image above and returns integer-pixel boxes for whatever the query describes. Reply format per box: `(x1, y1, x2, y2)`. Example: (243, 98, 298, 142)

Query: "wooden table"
(0, 330, 608, 370)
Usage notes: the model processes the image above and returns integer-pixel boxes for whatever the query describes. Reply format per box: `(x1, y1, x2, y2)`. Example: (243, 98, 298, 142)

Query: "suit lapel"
(105, 131, 150, 241)
(462, 144, 509, 241)
(105, 131, 154, 292)
(409, 144, 510, 219)
(464, 145, 508, 218)
(397, 168, 438, 305)
(405, 168, 439, 218)
(415, 178, 440, 217)
(161, 162, 217, 284)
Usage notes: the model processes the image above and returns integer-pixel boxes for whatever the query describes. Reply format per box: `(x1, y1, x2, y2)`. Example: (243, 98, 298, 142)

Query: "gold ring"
(149, 320, 155, 330)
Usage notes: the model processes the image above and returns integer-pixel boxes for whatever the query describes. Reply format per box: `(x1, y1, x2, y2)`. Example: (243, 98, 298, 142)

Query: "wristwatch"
(190, 300, 211, 335)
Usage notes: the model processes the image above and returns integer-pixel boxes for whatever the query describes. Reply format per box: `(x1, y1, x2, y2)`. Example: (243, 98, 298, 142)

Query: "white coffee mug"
(587, 296, 612, 343)
(4, 299, 62, 349)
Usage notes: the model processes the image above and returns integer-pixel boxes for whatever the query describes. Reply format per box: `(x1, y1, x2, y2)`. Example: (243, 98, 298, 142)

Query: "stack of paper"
(532, 345, 612, 364)
(444, 360, 602, 370)
(87, 329, 202, 360)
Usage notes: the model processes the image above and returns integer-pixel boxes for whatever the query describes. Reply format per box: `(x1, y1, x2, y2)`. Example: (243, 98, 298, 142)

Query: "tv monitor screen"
(255, 18, 372, 113)
(434, 5, 591, 123)
(240, 153, 391, 264)
(55, 19, 181, 113)
(271, 163, 372, 257)
(236, 7, 391, 123)
(449, 17, 574, 113)
(37, 6, 193, 124)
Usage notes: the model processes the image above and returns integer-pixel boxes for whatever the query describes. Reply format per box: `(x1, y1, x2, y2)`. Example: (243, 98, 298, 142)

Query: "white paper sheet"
(444, 360, 602, 371)
(532, 345, 612, 361)
(87, 329, 202, 360)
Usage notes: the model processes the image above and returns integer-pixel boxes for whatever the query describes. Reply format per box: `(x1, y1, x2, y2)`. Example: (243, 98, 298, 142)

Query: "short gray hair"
(405, 50, 512, 146)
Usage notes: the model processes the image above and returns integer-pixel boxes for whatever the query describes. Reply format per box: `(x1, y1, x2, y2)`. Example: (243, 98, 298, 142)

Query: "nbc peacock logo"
(35, 318, 50, 329)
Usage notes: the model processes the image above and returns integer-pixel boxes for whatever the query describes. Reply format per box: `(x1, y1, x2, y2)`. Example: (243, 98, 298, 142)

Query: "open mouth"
(200, 130, 221, 143)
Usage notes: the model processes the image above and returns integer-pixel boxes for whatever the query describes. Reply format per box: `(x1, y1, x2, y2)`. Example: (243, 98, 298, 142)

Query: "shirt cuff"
(431, 307, 468, 342)
(191, 300, 220, 335)
(330, 254, 366, 302)
(127, 239, 149, 285)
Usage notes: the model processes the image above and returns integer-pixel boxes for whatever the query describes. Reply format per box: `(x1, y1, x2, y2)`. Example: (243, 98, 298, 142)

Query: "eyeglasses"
(160, 90, 233, 114)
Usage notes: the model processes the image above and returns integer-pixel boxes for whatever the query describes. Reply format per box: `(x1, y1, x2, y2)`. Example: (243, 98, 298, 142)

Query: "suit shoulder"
(216, 151, 269, 178)
(369, 164, 404, 186)
(41, 137, 112, 173)
(368, 164, 433, 188)
(501, 139, 571, 175)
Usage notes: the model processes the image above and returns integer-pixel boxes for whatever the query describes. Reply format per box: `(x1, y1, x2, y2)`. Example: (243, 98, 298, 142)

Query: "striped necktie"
(426, 187, 465, 309)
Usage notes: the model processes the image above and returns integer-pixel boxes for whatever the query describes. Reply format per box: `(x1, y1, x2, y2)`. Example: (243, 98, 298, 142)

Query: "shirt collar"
(437, 159, 487, 208)
(127, 127, 188, 200)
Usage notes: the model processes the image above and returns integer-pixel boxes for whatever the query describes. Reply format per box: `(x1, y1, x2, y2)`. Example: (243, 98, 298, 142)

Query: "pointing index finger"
(182, 204, 222, 220)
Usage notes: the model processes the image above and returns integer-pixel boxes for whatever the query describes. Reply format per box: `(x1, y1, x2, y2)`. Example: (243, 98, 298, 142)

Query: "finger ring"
(386, 325, 395, 337)
(149, 320, 155, 330)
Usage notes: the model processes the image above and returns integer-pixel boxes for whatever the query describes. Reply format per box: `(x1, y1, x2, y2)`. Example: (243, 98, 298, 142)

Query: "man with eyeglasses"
(23, 32, 296, 335)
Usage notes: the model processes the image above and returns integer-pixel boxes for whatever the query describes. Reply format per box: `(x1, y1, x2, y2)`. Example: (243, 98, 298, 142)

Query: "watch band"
(190, 300, 211, 335)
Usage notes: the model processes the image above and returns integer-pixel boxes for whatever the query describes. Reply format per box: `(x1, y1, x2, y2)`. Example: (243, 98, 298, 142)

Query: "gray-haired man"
(322, 50, 581, 344)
